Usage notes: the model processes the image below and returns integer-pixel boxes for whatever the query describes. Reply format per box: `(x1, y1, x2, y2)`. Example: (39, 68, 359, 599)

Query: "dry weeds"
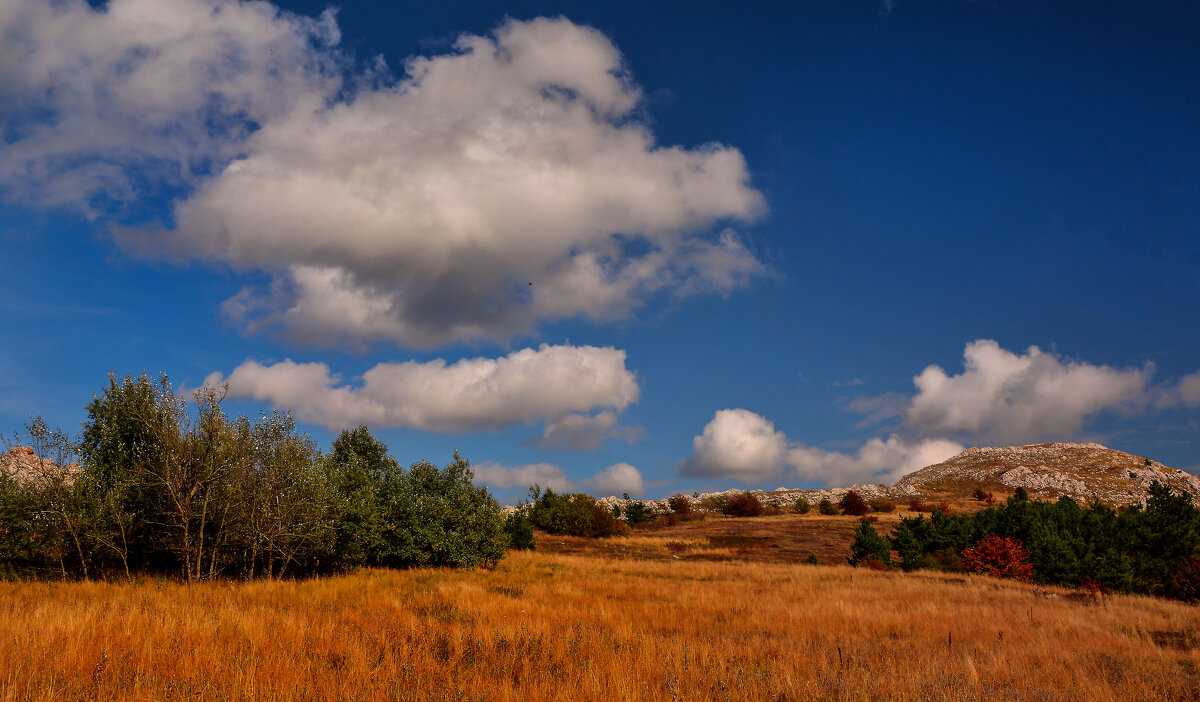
(1, 539, 1198, 701)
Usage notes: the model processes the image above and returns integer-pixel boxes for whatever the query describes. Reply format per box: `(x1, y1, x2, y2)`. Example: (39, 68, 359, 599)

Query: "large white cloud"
(205, 344, 639, 433)
(677, 409, 790, 483)
(3, 4, 767, 347)
(902, 340, 1152, 444)
(0, 0, 339, 211)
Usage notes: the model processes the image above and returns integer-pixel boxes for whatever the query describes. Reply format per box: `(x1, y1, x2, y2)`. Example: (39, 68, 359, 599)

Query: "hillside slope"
(895, 442, 1200, 505)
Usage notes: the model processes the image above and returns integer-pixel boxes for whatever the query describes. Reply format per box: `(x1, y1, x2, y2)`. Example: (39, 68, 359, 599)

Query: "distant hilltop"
(895, 442, 1200, 505)
(599, 442, 1200, 511)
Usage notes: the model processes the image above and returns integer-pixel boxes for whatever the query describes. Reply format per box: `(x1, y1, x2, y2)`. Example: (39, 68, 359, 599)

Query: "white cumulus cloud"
(205, 344, 639, 433)
(788, 436, 964, 486)
(473, 460, 644, 497)
(902, 340, 1152, 444)
(3, 4, 768, 348)
(583, 462, 645, 497)
(678, 408, 962, 487)
(677, 409, 790, 484)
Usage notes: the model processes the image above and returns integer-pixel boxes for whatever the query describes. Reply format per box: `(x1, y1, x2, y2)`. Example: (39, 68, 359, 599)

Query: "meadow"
(2, 513, 1197, 701)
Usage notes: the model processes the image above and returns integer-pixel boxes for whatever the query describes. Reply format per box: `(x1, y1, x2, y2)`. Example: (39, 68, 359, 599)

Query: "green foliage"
(504, 511, 536, 550)
(1, 376, 509, 580)
(526, 486, 624, 537)
(868, 498, 896, 513)
(803, 553, 819, 565)
(621, 500, 656, 525)
(848, 518, 891, 567)
(817, 498, 839, 515)
(879, 482, 1200, 600)
(793, 497, 811, 514)
(375, 452, 508, 569)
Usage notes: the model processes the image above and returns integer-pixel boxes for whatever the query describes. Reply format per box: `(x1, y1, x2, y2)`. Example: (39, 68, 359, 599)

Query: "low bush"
(621, 499, 656, 525)
(961, 535, 1033, 581)
(527, 487, 625, 537)
(504, 512, 536, 551)
(817, 499, 839, 515)
(698, 494, 730, 513)
(909, 499, 931, 513)
(793, 497, 812, 514)
(839, 491, 870, 516)
(667, 494, 693, 515)
(848, 518, 891, 568)
(723, 493, 764, 518)
(868, 498, 896, 513)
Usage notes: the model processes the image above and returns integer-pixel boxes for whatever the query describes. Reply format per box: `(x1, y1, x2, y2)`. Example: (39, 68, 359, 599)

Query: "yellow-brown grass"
(2, 538, 1198, 701)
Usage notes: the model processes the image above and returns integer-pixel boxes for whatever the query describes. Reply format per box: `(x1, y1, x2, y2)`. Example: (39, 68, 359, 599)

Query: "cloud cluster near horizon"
(205, 344, 640, 445)
(474, 460, 645, 497)
(680, 340, 1200, 487)
(1, 1, 766, 349)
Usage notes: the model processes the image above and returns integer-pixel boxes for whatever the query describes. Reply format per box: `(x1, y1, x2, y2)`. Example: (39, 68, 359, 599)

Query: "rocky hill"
(596, 442, 1199, 512)
(895, 442, 1200, 505)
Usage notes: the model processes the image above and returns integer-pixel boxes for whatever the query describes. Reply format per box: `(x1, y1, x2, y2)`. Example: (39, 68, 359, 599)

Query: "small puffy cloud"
(529, 411, 644, 451)
(677, 409, 789, 484)
(473, 461, 573, 493)
(206, 344, 638, 432)
(903, 340, 1152, 444)
(583, 462, 645, 497)
(788, 436, 964, 486)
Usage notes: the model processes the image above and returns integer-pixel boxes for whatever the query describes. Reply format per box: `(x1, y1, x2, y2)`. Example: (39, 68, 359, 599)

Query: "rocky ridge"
(0, 446, 81, 487)
(596, 442, 1200, 513)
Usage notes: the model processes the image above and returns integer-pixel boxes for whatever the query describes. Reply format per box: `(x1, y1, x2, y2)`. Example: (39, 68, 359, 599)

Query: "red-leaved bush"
(961, 535, 1035, 581)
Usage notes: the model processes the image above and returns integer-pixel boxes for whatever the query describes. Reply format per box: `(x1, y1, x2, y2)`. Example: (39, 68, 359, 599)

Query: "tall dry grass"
(0, 550, 1197, 700)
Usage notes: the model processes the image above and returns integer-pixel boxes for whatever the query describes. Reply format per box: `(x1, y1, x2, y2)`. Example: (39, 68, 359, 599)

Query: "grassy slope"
(1, 513, 1198, 701)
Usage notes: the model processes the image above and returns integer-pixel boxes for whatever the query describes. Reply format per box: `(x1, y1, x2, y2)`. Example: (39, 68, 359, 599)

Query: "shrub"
(723, 493, 764, 518)
(504, 512, 535, 551)
(848, 518, 891, 568)
(622, 500, 656, 525)
(933, 502, 954, 516)
(527, 487, 625, 537)
(793, 497, 811, 514)
(803, 553, 819, 565)
(868, 498, 896, 513)
(839, 491, 870, 516)
(375, 453, 509, 570)
(698, 494, 730, 514)
(909, 499, 930, 513)
(817, 498, 839, 515)
(961, 535, 1034, 581)
(667, 494, 693, 516)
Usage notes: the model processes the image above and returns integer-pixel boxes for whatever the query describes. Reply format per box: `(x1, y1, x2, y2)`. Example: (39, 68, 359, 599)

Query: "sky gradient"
(2, 0, 1198, 502)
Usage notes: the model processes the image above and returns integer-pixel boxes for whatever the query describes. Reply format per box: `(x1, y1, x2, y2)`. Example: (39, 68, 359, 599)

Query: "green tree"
(848, 518, 891, 567)
(376, 452, 507, 569)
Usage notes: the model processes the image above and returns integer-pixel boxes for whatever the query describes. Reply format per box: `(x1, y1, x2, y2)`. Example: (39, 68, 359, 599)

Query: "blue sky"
(2, 0, 1198, 502)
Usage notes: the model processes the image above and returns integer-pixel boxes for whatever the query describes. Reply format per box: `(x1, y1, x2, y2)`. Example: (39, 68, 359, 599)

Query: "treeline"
(0, 374, 514, 582)
(849, 485, 1200, 601)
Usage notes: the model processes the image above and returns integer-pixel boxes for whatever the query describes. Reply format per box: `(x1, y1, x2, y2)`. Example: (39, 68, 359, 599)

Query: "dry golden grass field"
(1, 513, 1198, 701)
